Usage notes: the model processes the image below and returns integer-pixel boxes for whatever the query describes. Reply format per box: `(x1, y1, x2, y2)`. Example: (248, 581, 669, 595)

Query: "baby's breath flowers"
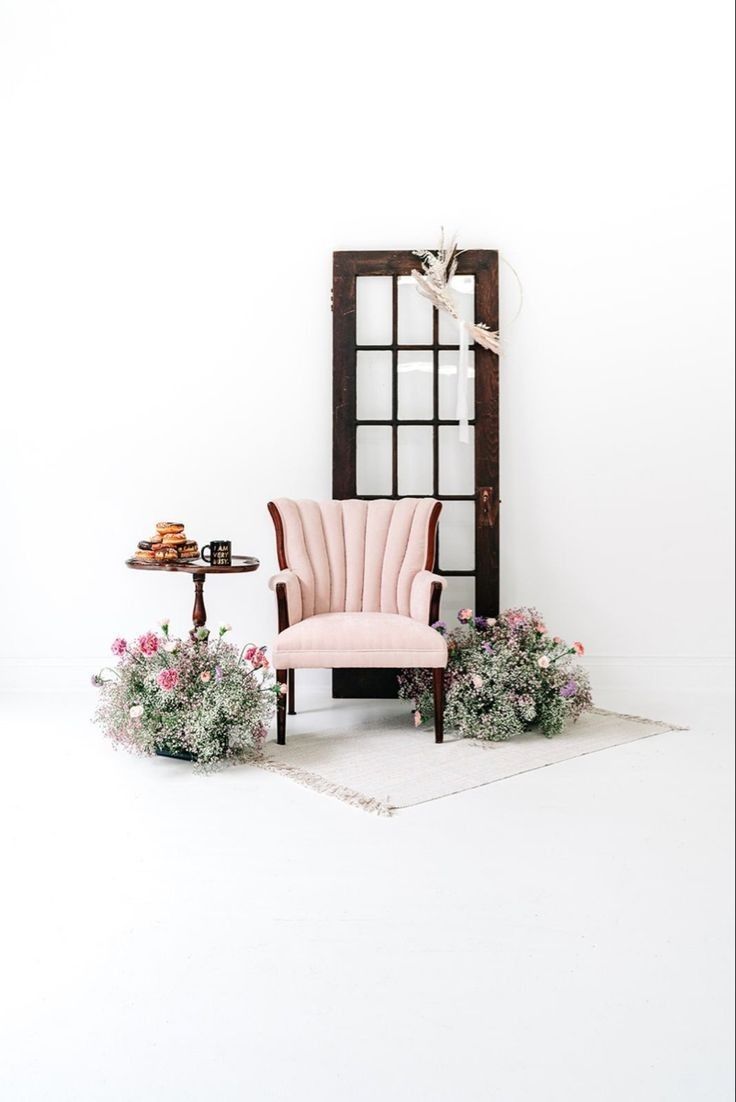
(93, 619, 276, 766)
(399, 607, 592, 740)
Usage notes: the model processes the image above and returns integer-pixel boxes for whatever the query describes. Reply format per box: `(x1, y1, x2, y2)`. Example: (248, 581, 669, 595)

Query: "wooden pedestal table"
(125, 555, 260, 636)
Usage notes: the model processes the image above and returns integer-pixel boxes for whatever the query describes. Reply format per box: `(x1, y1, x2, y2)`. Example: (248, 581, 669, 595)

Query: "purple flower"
(431, 621, 447, 634)
(481, 641, 493, 654)
(215, 666, 223, 683)
(473, 616, 489, 630)
(560, 680, 578, 698)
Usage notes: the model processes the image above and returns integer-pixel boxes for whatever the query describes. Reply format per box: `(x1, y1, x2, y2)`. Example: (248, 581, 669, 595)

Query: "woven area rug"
(257, 707, 685, 816)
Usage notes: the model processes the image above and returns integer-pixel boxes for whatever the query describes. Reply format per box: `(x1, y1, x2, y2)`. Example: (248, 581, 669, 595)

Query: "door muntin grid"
(354, 272, 477, 606)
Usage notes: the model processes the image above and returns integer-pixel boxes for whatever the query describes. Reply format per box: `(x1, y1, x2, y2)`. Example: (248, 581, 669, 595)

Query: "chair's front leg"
(288, 669, 296, 715)
(276, 669, 287, 744)
(433, 668, 445, 744)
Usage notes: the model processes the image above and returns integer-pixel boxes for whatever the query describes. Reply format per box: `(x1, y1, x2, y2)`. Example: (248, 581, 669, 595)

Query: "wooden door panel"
(332, 249, 499, 698)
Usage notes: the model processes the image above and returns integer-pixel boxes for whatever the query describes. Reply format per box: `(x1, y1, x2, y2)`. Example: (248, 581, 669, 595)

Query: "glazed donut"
(135, 549, 155, 561)
(156, 522, 185, 536)
(162, 532, 187, 546)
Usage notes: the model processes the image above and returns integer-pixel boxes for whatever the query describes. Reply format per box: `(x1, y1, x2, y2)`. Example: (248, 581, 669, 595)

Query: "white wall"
(1, 1, 733, 688)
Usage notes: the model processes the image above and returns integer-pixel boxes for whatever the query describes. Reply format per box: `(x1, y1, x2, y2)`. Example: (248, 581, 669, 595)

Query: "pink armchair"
(267, 498, 448, 743)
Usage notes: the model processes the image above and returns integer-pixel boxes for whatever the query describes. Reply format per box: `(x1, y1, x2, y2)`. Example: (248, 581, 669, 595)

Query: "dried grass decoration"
(412, 233, 500, 443)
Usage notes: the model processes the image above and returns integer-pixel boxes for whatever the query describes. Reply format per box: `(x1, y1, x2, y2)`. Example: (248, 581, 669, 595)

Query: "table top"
(125, 555, 260, 575)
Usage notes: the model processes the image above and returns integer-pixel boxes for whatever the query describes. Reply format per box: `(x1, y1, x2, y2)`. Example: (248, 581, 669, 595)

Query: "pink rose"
(200, 671, 211, 683)
(156, 668, 179, 691)
(137, 632, 159, 656)
(535, 622, 547, 634)
(457, 608, 473, 624)
(111, 638, 128, 656)
(553, 636, 562, 644)
(471, 673, 484, 689)
(572, 641, 585, 656)
(537, 655, 551, 669)
(243, 645, 257, 662)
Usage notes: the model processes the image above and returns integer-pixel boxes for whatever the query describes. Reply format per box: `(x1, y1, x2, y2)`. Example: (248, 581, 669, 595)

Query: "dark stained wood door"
(332, 249, 499, 697)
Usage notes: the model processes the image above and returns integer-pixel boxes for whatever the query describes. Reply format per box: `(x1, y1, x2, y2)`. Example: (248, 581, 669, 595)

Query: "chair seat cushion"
(273, 612, 448, 670)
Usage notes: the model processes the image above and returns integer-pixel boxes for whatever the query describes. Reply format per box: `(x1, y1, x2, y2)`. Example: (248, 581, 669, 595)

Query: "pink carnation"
(535, 622, 547, 634)
(137, 632, 159, 657)
(111, 638, 128, 656)
(243, 644, 269, 669)
(156, 668, 179, 691)
(572, 641, 585, 656)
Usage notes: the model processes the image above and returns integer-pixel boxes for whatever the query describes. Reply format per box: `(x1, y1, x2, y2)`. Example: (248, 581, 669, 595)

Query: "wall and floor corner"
(0, 2, 733, 714)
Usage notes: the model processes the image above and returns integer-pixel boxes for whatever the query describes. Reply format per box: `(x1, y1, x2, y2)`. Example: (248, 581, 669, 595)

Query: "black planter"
(154, 744, 198, 762)
(153, 726, 229, 763)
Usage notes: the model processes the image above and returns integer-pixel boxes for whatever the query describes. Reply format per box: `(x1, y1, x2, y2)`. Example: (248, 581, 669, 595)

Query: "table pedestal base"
(190, 573, 207, 639)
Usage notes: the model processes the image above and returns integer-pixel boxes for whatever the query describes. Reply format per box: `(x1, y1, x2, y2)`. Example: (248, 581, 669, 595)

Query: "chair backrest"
(268, 498, 441, 619)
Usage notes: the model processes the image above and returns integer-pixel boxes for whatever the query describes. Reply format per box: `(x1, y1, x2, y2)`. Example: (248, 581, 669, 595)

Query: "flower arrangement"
(398, 607, 593, 740)
(93, 621, 279, 765)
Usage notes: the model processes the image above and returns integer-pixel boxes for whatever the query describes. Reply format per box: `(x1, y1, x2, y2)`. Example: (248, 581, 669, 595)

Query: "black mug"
(202, 540, 231, 566)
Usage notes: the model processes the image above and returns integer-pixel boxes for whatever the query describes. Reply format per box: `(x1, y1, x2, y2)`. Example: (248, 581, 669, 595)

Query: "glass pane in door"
(397, 275, 433, 344)
(357, 351, 392, 420)
(438, 350, 475, 421)
(397, 351, 433, 420)
(441, 576, 476, 621)
(397, 426, 433, 495)
(439, 501, 475, 571)
(356, 426, 392, 495)
(356, 276, 392, 345)
(438, 425, 475, 494)
(438, 274, 476, 345)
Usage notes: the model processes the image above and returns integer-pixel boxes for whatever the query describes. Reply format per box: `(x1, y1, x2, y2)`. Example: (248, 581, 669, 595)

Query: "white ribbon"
(456, 317, 470, 444)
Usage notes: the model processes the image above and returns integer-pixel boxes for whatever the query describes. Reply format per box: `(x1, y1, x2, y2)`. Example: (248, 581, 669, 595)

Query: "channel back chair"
(267, 498, 448, 743)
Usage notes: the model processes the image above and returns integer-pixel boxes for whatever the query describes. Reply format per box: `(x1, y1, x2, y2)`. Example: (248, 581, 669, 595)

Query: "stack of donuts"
(134, 522, 199, 563)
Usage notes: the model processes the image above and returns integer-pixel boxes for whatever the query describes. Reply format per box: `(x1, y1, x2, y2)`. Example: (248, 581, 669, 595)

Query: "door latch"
(478, 486, 500, 527)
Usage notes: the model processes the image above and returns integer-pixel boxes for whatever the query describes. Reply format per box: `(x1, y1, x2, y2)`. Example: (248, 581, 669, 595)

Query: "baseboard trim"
(0, 655, 733, 695)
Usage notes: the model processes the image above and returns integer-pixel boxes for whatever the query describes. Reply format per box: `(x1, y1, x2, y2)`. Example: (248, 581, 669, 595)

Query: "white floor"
(0, 678, 733, 1102)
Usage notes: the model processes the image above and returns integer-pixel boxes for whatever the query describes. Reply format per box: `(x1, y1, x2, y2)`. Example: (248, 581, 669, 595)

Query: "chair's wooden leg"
(276, 669, 287, 744)
(433, 667, 445, 744)
(288, 669, 296, 715)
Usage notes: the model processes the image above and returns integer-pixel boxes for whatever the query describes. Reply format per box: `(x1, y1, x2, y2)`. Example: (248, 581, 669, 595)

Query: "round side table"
(125, 555, 260, 635)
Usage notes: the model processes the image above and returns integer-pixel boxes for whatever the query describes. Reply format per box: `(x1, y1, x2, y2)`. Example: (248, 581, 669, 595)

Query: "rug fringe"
(255, 756, 394, 817)
(465, 708, 689, 747)
(591, 707, 689, 731)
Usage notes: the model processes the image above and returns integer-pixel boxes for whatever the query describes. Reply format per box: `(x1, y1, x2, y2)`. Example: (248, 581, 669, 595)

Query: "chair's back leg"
(432, 668, 445, 744)
(288, 669, 296, 715)
(276, 669, 287, 744)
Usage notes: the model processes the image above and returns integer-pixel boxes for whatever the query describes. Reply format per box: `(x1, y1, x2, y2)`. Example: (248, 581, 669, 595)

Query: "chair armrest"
(269, 570, 303, 629)
(410, 570, 446, 624)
